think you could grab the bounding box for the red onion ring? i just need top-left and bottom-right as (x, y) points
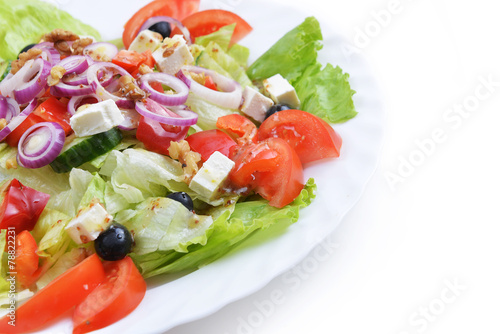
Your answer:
(0, 99), (38, 142)
(13, 59), (51, 105)
(52, 66), (113, 97)
(38, 45), (61, 66)
(0, 59), (35, 98)
(139, 72), (189, 106)
(17, 121), (65, 169)
(0, 96), (8, 118)
(179, 66), (243, 110)
(135, 98), (197, 126)
(83, 42), (118, 62)
(0, 97), (21, 122)
(139, 16), (192, 44)
(87, 63), (136, 109)
(68, 93), (101, 115)
(58, 56), (89, 74)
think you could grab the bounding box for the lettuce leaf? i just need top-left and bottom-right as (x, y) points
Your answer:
(134, 179), (316, 278)
(246, 17), (357, 123)
(185, 93), (238, 130)
(0, 0), (101, 61)
(247, 17), (323, 83)
(195, 24), (236, 52)
(294, 62), (357, 123)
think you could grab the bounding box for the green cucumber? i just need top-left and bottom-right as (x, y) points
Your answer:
(50, 128), (122, 173)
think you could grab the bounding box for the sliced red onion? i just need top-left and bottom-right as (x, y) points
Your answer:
(1, 97), (21, 122)
(83, 42), (118, 62)
(52, 67), (113, 98)
(0, 96), (7, 118)
(0, 99), (38, 142)
(62, 72), (89, 86)
(139, 16), (192, 44)
(118, 108), (141, 131)
(17, 122), (65, 169)
(68, 94), (101, 115)
(179, 66), (243, 110)
(0, 59), (35, 97)
(139, 72), (189, 106)
(13, 59), (51, 105)
(87, 63), (136, 109)
(38, 45), (61, 66)
(58, 56), (89, 74)
(135, 98), (197, 126)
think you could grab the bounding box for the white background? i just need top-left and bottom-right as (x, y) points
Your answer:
(164, 0), (500, 333)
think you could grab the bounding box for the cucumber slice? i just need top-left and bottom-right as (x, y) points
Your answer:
(50, 128), (123, 173)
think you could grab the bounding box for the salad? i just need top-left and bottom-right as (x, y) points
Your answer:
(0, 0), (357, 333)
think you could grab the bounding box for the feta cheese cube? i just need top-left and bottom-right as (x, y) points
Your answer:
(240, 86), (274, 123)
(153, 35), (194, 75)
(128, 30), (163, 53)
(70, 100), (124, 137)
(263, 74), (301, 109)
(189, 151), (235, 200)
(65, 204), (113, 244)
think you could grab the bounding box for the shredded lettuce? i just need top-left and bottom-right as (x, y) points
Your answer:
(246, 17), (357, 123)
(195, 24), (236, 51)
(132, 179), (316, 278)
(185, 93), (238, 130)
(0, 0), (101, 61)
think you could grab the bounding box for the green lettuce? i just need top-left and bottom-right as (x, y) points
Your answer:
(195, 24), (236, 51)
(133, 179), (316, 278)
(185, 93), (238, 130)
(247, 17), (323, 83)
(294, 63), (357, 123)
(246, 17), (357, 123)
(121, 197), (214, 256)
(0, 0), (101, 61)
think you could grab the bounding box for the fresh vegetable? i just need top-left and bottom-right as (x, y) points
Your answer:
(33, 97), (72, 135)
(258, 109), (342, 164)
(14, 230), (43, 288)
(176, 10), (252, 47)
(186, 129), (237, 162)
(72, 257), (147, 334)
(216, 113), (257, 143)
(122, 0), (200, 49)
(0, 254), (105, 333)
(17, 122), (66, 169)
(0, 178), (50, 234)
(49, 127), (123, 173)
(112, 49), (148, 73)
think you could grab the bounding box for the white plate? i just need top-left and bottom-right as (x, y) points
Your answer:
(32, 0), (384, 333)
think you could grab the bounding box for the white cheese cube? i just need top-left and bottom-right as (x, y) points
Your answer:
(65, 204), (113, 244)
(153, 35), (194, 75)
(263, 74), (301, 109)
(70, 100), (124, 137)
(128, 30), (163, 54)
(189, 151), (235, 200)
(240, 86), (274, 123)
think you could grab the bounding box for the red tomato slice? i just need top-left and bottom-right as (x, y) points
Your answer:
(112, 50), (147, 73)
(5, 113), (45, 147)
(254, 138), (304, 208)
(216, 114), (258, 144)
(204, 75), (218, 91)
(14, 231), (41, 288)
(0, 179), (50, 234)
(258, 109), (343, 164)
(0, 254), (105, 334)
(72, 257), (147, 334)
(122, 0), (200, 49)
(186, 129), (236, 162)
(33, 97), (72, 136)
(229, 140), (281, 188)
(136, 115), (189, 155)
(142, 49), (156, 68)
(177, 10), (252, 46)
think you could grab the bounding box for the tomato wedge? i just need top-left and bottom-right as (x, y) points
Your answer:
(122, 0), (200, 49)
(0, 254), (105, 333)
(112, 50), (147, 73)
(0, 179), (50, 234)
(136, 115), (189, 155)
(228, 138), (304, 208)
(177, 10), (252, 46)
(254, 138), (304, 208)
(72, 257), (147, 334)
(14, 231), (42, 288)
(4, 113), (45, 147)
(186, 129), (236, 162)
(258, 109), (343, 164)
(216, 114), (257, 144)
